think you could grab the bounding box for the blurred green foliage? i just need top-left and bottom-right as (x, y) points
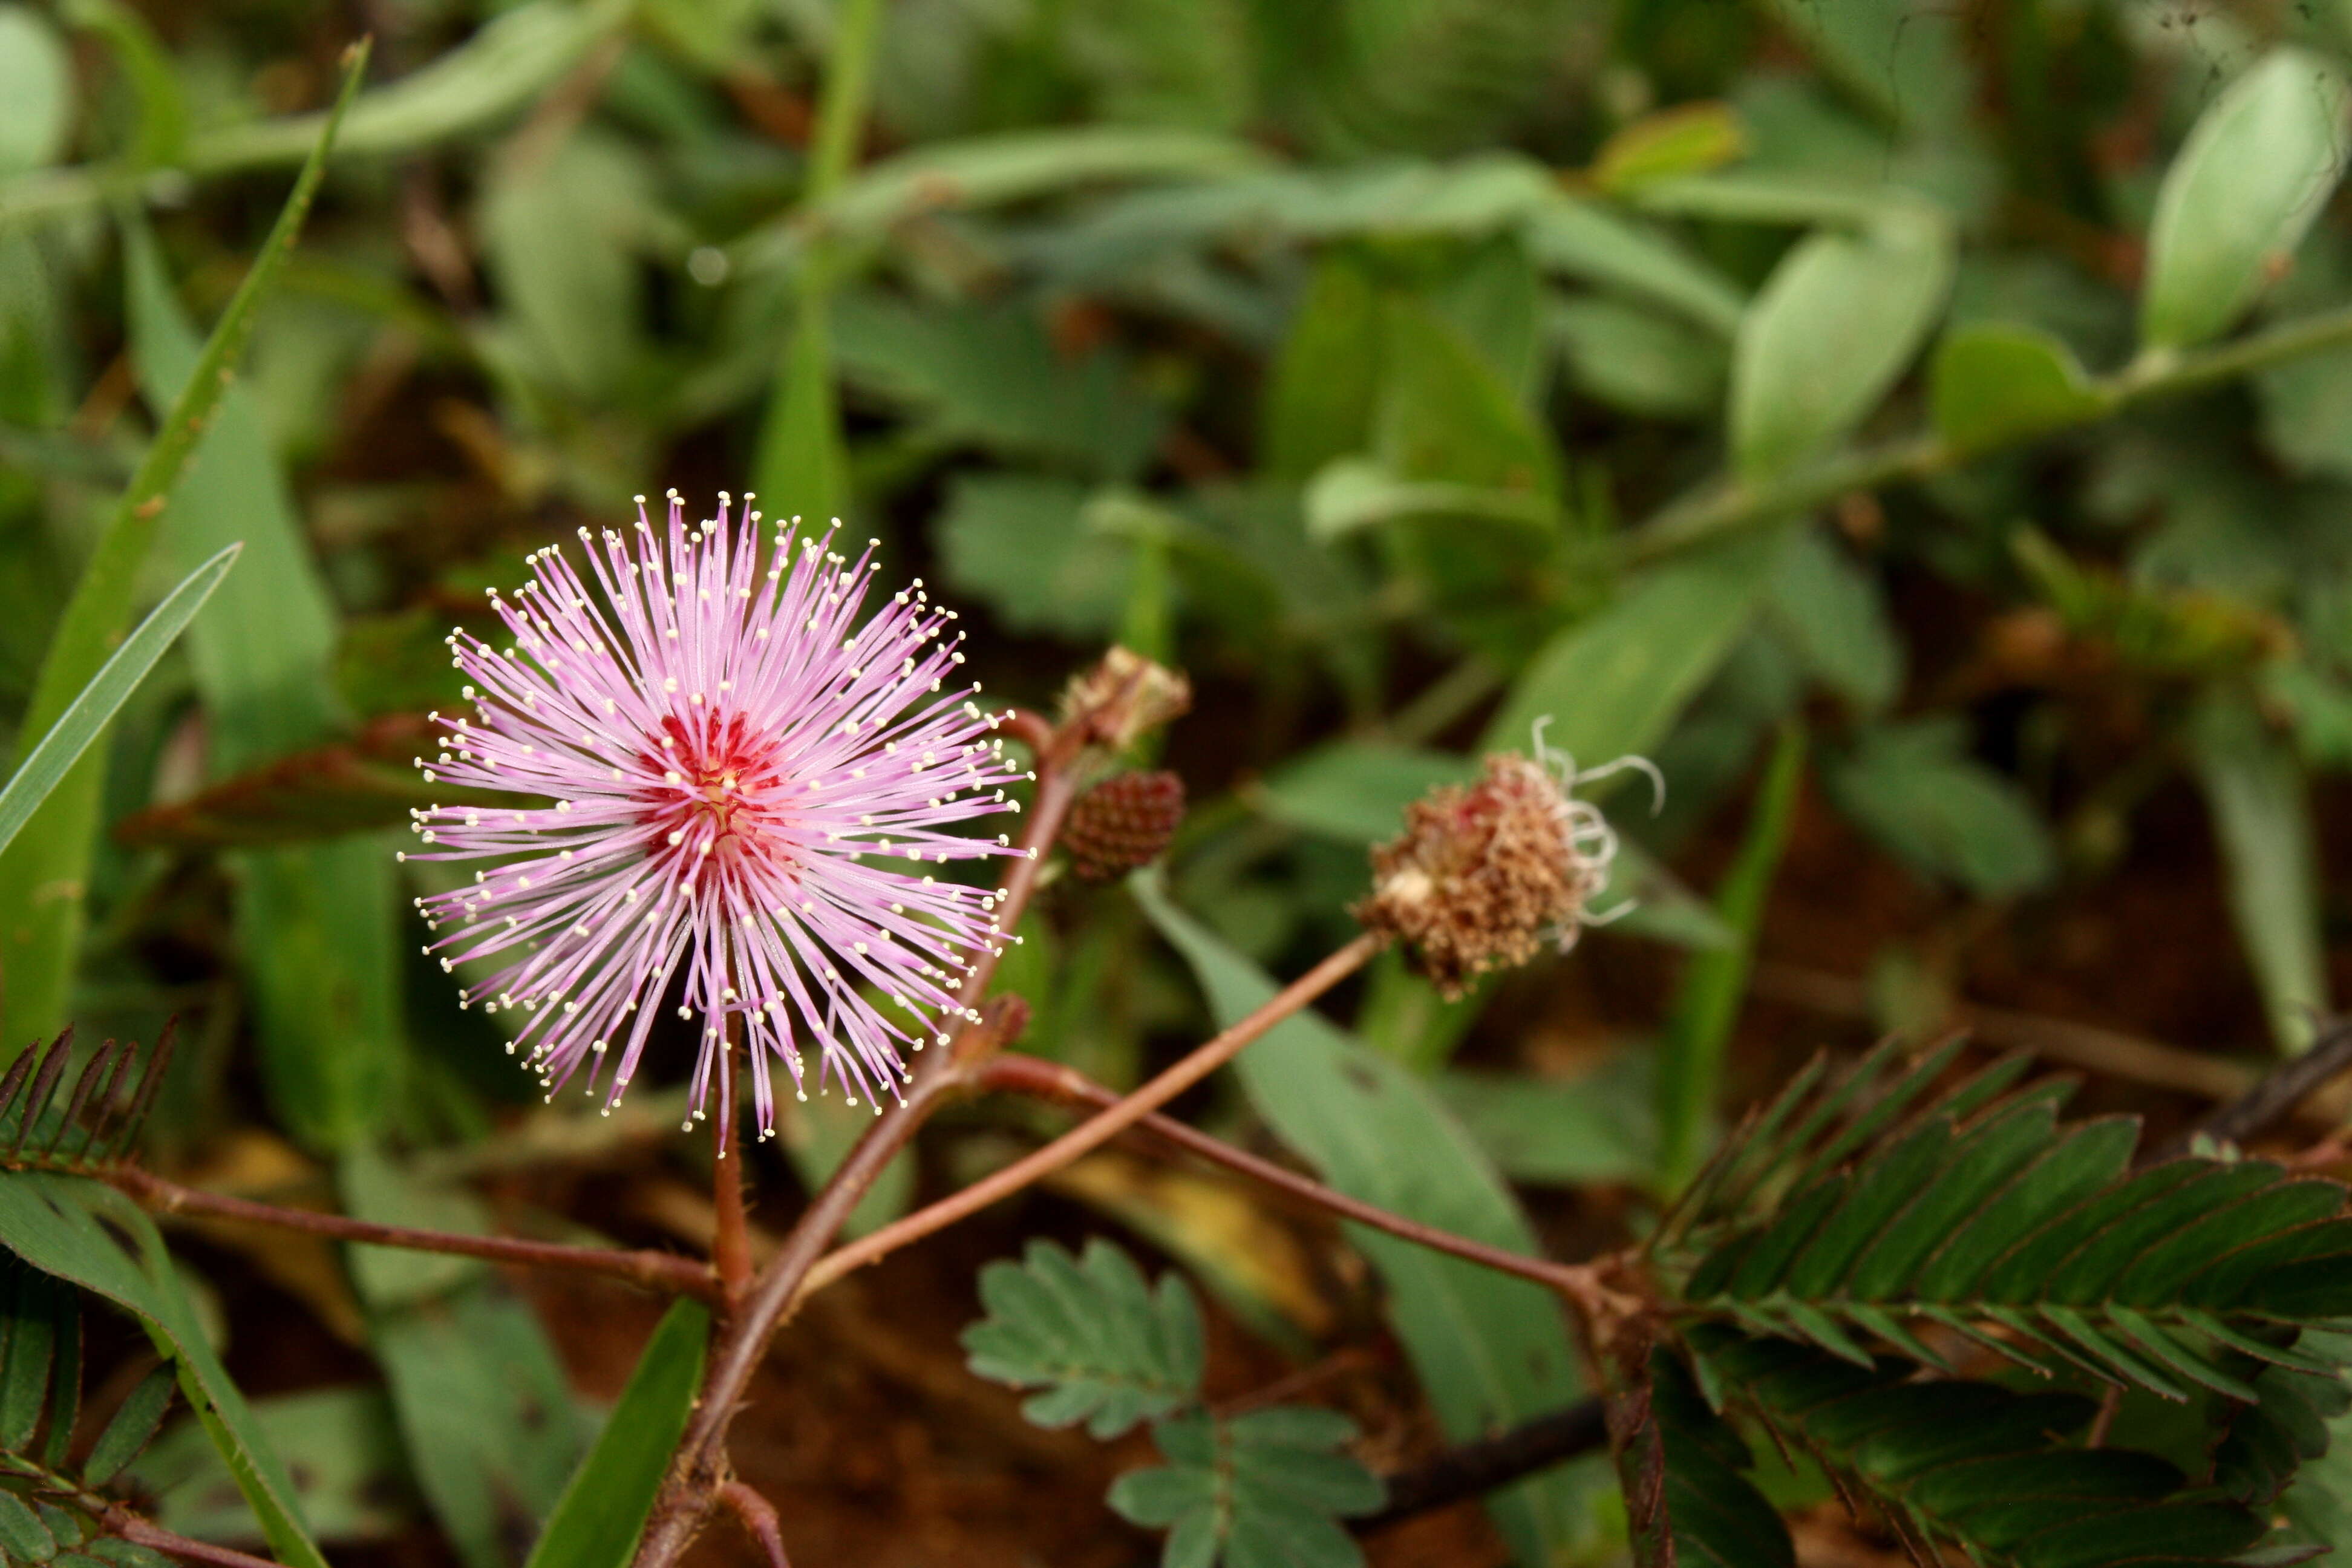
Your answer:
(7, 0), (2352, 1562)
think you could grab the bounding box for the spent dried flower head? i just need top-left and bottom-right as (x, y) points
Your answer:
(1058, 647), (1191, 752)
(402, 493), (1027, 1136)
(1355, 723), (1658, 998)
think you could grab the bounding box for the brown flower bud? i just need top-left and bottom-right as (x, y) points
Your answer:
(1059, 647), (1192, 751)
(1063, 770), (1186, 881)
(1355, 748), (1636, 998)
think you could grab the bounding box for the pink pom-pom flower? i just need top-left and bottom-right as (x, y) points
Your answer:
(403, 492), (1026, 1137)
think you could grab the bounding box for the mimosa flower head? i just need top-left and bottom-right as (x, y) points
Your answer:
(403, 492), (1027, 1137)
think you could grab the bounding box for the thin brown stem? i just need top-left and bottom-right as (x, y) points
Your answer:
(795, 933), (1384, 1301)
(108, 1510), (290, 1568)
(103, 1166), (716, 1301)
(712, 1021), (753, 1308)
(716, 1481), (794, 1568)
(976, 1054), (1599, 1296)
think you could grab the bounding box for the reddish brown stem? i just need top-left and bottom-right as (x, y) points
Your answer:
(104, 1165), (716, 1301)
(975, 1054), (1598, 1296)
(109, 1511), (289, 1568)
(792, 933), (1383, 1302)
(711, 1025), (753, 1308)
(716, 1481), (794, 1568)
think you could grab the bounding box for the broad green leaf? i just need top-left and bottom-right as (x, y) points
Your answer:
(1823, 718), (2054, 898)
(2188, 690), (2329, 1053)
(0, 545), (237, 857)
(1730, 216), (1955, 478)
(2141, 50), (2351, 351)
(523, 1299), (708, 1568)
(1436, 1059), (1655, 1186)
(964, 1239), (1204, 1439)
(1929, 322), (2103, 454)
(0, 48), (361, 1056)
(339, 1151), (585, 1568)
(1756, 0), (1970, 132)
(186, 0), (633, 174)
(932, 474), (1130, 640)
(137, 1388), (416, 1546)
(1481, 531), (1779, 763)
(1656, 723), (1805, 1194)
(1131, 874), (1601, 1564)
(123, 218), (400, 1152)
(832, 292), (1165, 480)
(1263, 255), (1382, 480)
(1302, 458), (1552, 543)
(1520, 196), (1746, 337)
(1763, 528), (1901, 713)
(0, 1174), (327, 1568)
(0, 7), (71, 177)
(1253, 742), (1473, 844)
(366, 1285), (585, 1568)
(1373, 291), (1558, 503)
(477, 130), (653, 402)
(1549, 296), (1728, 421)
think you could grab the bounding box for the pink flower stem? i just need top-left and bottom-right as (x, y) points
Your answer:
(711, 1015), (753, 1308)
(108, 1511), (290, 1568)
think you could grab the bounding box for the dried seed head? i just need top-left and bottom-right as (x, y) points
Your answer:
(1355, 736), (1650, 998)
(1064, 770), (1186, 881)
(1059, 647), (1191, 751)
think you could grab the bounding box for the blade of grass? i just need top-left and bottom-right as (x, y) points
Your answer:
(0, 41), (367, 1054)
(0, 544), (238, 856)
(1655, 720), (1806, 1194)
(749, 0), (883, 520)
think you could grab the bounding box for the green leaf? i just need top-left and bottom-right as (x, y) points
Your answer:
(2141, 49), (2351, 351)
(1108, 1407), (1381, 1568)
(0, 1266), (55, 1452)
(0, 7), (71, 177)
(1590, 103), (1747, 197)
(1648, 1348), (1793, 1568)
(1764, 528), (1901, 714)
(1823, 717), (2054, 897)
(963, 1238), (1204, 1440)
(1521, 196), (1747, 337)
(1656, 722), (1805, 1194)
(135, 1387), (416, 1547)
(1730, 216), (1955, 478)
(1303, 458), (1554, 544)
(1549, 296), (1729, 421)
(1658, 1039), (2352, 1410)
(59, 0), (186, 168)
(0, 45), (363, 1056)
(833, 292), (1165, 480)
(1929, 322), (2103, 454)
(0, 1491), (54, 1563)
(1480, 531), (1779, 763)
(0, 546), (237, 858)
(523, 1299), (708, 1568)
(185, 0), (632, 174)
(477, 129), (653, 402)
(1263, 255), (1382, 481)
(932, 474), (1131, 641)
(122, 217), (402, 1152)
(1131, 874), (1601, 1564)
(82, 1364), (172, 1485)
(2187, 689), (2330, 1054)
(1252, 742), (1473, 844)
(0, 1175), (327, 1568)
(1434, 1059), (1655, 1186)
